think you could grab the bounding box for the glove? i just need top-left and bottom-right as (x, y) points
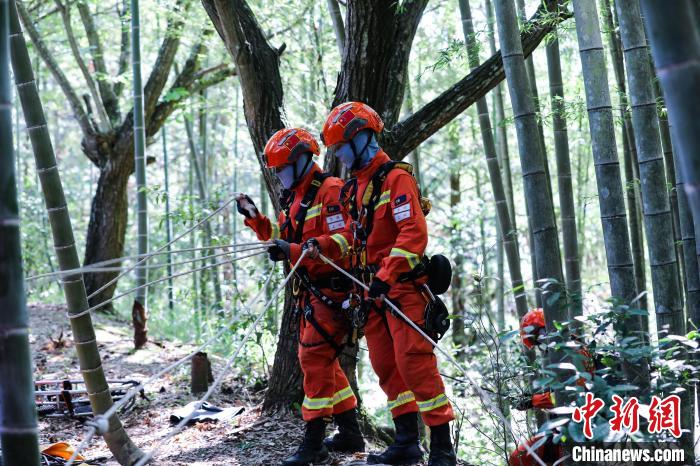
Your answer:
(235, 194), (259, 219)
(511, 393), (533, 411)
(302, 238), (321, 259)
(268, 239), (291, 262)
(368, 278), (390, 300)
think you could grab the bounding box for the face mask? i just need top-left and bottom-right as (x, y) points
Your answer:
(275, 153), (313, 189)
(334, 130), (380, 171)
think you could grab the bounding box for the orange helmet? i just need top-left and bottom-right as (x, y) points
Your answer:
(520, 308), (546, 349)
(321, 102), (384, 147)
(264, 128), (320, 169)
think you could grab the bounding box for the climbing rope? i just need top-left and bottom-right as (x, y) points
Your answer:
(132, 250), (308, 466)
(86, 196), (241, 301)
(25, 242), (266, 283)
(68, 249), (267, 320)
(318, 254), (547, 466)
(64, 250), (280, 466)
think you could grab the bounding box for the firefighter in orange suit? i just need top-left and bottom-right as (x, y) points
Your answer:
(306, 102), (456, 466)
(235, 128), (364, 466)
(509, 308), (595, 466)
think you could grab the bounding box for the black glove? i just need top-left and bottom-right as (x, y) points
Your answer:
(268, 239), (291, 262)
(511, 393), (533, 411)
(368, 278), (390, 299)
(236, 194), (259, 219)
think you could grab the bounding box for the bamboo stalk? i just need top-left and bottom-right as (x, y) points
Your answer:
(0, 0), (41, 462)
(8, 2), (142, 463)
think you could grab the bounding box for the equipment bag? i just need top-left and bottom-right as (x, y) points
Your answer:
(426, 254), (452, 295)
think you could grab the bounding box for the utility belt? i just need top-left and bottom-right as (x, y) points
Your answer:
(359, 253), (453, 341)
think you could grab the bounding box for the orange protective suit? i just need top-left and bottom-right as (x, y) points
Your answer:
(244, 164), (356, 421)
(316, 150), (454, 427)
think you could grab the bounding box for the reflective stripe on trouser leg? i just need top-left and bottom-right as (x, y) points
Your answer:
(364, 309), (419, 418)
(300, 297), (357, 421)
(385, 285), (455, 426)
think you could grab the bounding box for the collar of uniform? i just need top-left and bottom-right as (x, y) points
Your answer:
(292, 163), (322, 196)
(353, 149), (391, 181)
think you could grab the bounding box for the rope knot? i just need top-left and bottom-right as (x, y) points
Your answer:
(86, 415), (109, 435)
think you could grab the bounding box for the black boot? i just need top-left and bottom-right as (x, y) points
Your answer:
(282, 417), (329, 466)
(366, 412), (424, 465)
(323, 408), (365, 453)
(427, 423), (457, 466)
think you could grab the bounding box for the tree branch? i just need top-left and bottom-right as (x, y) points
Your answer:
(113, 0), (130, 101)
(55, 0), (112, 131)
(76, 0), (120, 122)
(383, 0), (570, 159)
(16, 0), (94, 138)
(143, 0), (192, 121)
(201, 0), (285, 212)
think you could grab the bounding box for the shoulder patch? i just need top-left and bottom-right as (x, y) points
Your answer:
(326, 204), (340, 213)
(394, 194), (408, 206)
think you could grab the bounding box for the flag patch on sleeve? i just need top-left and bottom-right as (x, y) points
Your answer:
(394, 194), (408, 206)
(326, 213), (345, 231)
(393, 203), (411, 222)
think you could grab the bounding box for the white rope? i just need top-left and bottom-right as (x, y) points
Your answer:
(68, 249), (266, 320)
(133, 250), (308, 466)
(318, 254), (546, 466)
(65, 257), (278, 466)
(87, 196), (241, 301)
(26, 242), (266, 282)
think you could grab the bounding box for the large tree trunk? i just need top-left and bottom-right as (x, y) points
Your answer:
(0, 1), (42, 461)
(9, 3), (143, 463)
(83, 157), (131, 310)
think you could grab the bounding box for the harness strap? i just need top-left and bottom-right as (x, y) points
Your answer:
(292, 171), (331, 244)
(301, 297), (345, 359)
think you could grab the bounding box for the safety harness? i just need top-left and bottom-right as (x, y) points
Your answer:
(282, 171), (353, 358)
(340, 161), (451, 340)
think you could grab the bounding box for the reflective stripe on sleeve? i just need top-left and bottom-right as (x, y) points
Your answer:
(331, 234), (350, 257)
(306, 203), (323, 220)
(375, 190), (391, 209)
(387, 391), (416, 411)
(416, 393), (449, 412)
(389, 247), (421, 269)
(271, 222), (280, 240)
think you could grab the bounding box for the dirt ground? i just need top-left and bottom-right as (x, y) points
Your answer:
(30, 304), (424, 466)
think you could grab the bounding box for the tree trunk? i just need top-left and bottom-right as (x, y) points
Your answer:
(162, 126), (175, 313)
(601, 0), (648, 313)
(573, 0), (649, 388)
(545, 29), (582, 318)
(460, 0), (528, 319)
(0, 1), (41, 460)
(131, 0), (149, 349)
(615, 0), (685, 335)
(9, 2), (142, 462)
(616, 0), (691, 456)
(450, 156), (466, 359)
(642, 3), (700, 254)
(493, 0), (567, 408)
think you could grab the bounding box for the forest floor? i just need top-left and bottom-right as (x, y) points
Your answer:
(30, 304), (465, 466)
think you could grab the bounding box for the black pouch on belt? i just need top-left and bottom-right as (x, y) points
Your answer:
(426, 254), (452, 295)
(423, 289), (450, 340)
